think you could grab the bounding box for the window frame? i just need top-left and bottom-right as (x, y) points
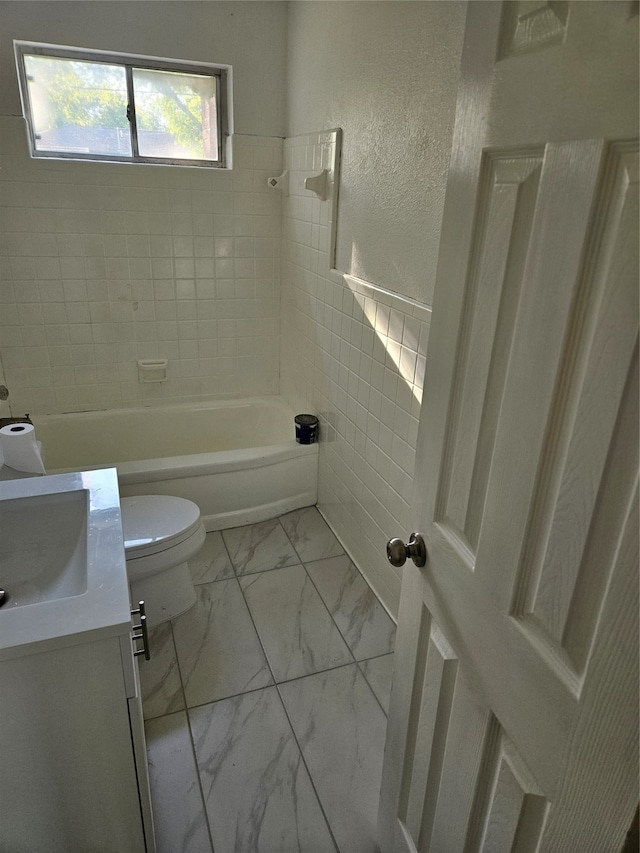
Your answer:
(14, 41), (231, 169)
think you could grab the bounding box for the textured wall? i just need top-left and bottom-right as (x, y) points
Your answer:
(286, 1), (466, 305)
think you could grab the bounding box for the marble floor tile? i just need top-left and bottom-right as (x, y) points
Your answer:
(145, 711), (212, 853)
(222, 517), (299, 575)
(172, 579), (273, 707)
(279, 507), (344, 563)
(306, 555), (396, 660)
(279, 664), (388, 853)
(188, 530), (234, 584)
(240, 564), (353, 682)
(139, 622), (184, 721)
(360, 654), (395, 715)
(190, 686), (337, 853)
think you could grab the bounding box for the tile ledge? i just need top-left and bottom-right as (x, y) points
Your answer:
(342, 272), (432, 320)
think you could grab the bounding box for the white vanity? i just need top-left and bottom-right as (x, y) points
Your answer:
(0, 469), (155, 852)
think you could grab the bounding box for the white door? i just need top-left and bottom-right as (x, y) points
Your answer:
(378, 2), (638, 851)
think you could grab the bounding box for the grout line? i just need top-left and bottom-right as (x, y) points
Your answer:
(234, 561), (303, 581)
(291, 537), (395, 720)
(276, 506), (346, 567)
(220, 519), (300, 579)
(315, 503), (399, 625)
(217, 527), (238, 578)
(296, 556), (357, 664)
(299, 559), (392, 719)
(354, 649), (395, 665)
(275, 511), (394, 715)
(276, 509), (396, 683)
(160, 655), (381, 717)
(233, 557), (341, 853)
(275, 514), (307, 566)
(354, 658), (391, 720)
(168, 618), (217, 853)
(273, 678), (341, 853)
(178, 680), (276, 714)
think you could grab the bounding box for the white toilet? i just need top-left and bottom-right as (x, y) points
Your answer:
(120, 494), (206, 627)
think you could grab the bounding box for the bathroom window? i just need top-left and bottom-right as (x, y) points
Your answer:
(14, 42), (230, 168)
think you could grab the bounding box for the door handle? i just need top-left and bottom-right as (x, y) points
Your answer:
(386, 532), (427, 568)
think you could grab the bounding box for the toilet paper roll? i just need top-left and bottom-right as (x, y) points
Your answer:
(0, 423), (46, 475)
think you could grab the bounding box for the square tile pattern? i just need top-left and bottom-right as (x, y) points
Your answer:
(142, 507), (395, 853)
(0, 118), (283, 415)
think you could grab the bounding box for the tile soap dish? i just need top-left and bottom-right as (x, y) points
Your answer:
(267, 170), (289, 196)
(138, 358), (168, 383)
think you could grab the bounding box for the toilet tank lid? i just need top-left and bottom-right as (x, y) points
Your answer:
(120, 495), (202, 553)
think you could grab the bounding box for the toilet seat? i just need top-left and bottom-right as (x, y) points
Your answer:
(121, 495), (203, 559)
(125, 522), (206, 582)
(120, 496), (206, 624)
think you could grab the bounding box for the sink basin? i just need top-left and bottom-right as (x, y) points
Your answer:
(1, 490), (87, 607)
(0, 468), (131, 660)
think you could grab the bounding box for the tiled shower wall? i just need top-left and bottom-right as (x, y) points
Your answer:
(280, 131), (431, 615)
(0, 117), (283, 415)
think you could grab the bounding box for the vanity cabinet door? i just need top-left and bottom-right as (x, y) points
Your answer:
(0, 636), (147, 852)
(121, 632), (157, 853)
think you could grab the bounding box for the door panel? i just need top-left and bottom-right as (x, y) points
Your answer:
(378, 3), (638, 851)
(515, 146), (639, 653)
(400, 624), (458, 848)
(436, 151), (544, 554)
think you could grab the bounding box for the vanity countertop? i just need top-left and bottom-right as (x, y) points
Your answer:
(0, 468), (130, 662)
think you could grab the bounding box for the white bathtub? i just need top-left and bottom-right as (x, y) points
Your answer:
(35, 397), (318, 531)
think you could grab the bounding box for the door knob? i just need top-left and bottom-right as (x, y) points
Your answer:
(386, 532), (427, 568)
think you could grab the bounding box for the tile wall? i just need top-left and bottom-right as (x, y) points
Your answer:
(0, 116), (283, 415)
(280, 131), (431, 616)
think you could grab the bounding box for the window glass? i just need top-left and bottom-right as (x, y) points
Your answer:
(24, 55), (131, 157)
(15, 43), (229, 167)
(132, 68), (218, 161)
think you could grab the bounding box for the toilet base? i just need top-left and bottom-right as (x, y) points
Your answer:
(130, 560), (197, 628)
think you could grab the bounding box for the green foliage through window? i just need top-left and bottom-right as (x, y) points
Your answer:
(15, 42), (227, 166)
